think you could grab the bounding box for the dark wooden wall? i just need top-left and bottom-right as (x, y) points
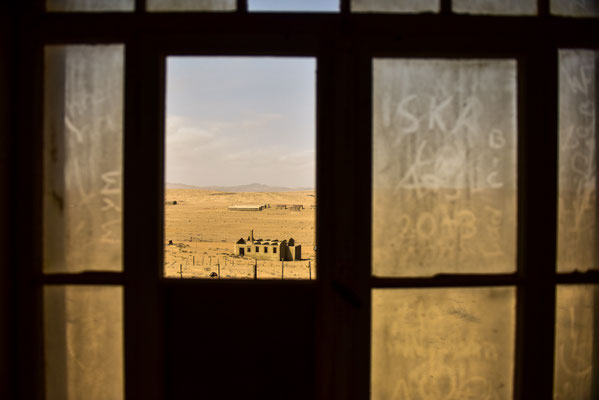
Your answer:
(0, 7), (15, 400)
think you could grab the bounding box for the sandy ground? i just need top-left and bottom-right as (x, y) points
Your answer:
(164, 189), (316, 279)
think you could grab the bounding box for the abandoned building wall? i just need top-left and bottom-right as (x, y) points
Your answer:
(286, 245), (301, 261)
(294, 245), (302, 261)
(234, 233), (301, 261)
(248, 244), (282, 261)
(236, 242), (282, 261)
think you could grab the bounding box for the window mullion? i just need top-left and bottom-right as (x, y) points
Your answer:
(514, 47), (559, 400)
(123, 38), (164, 400)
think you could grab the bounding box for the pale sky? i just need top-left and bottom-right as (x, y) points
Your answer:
(166, 57), (316, 188)
(249, 0), (339, 12)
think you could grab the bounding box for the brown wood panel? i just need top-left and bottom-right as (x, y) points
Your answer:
(164, 284), (316, 399)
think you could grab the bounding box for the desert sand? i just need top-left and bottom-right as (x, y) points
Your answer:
(164, 189), (316, 279)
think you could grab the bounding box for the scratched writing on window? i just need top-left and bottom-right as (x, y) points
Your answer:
(372, 59), (517, 277)
(44, 45), (123, 272)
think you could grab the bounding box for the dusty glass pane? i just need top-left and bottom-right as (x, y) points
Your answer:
(554, 285), (599, 399)
(44, 286), (123, 400)
(147, 0), (235, 12)
(557, 50), (599, 273)
(453, 0), (536, 15)
(372, 287), (516, 400)
(352, 0), (439, 13)
(47, 0), (134, 12)
(249, 0), (339, 12)
(372, 59), (517, 277)
(44, 45), (123, 273)
(551, 0), (599, 17)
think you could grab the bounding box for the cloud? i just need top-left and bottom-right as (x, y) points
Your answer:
(165, 114), (315, 188)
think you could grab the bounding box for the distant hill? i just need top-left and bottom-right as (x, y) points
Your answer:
(166, 182), (202, 189)
(166, 182), (313, 192)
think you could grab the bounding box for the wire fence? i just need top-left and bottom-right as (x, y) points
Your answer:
(164, 255), (315, 280)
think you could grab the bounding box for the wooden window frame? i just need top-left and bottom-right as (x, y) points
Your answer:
(4, 0), (599, 399)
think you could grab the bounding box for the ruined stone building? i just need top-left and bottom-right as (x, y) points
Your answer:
(234, 230), (301, 261)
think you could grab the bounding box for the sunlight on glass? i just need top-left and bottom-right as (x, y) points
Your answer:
(44, 45), (123, 273)
(47, 0), (134, 11)
(453, 0), (536, 15)
(557, 50), (599, 273)
(372, 287), (516, 400)
(551, 0), (599, 17)
(372, 59), (517, 277)
(164, 57), (316, 279)
(147, 0), (235, 12)
(352, 0), (439, 13)
(44, 286), (123, 400)
(554, 285), (599, 399)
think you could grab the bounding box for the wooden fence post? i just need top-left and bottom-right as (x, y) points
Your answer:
(254, 260), (257, 279)
(309, 260), (311, 280)
(281, 260), (284, 280)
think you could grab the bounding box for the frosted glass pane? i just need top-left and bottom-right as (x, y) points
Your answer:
(551, 0), (599, 17)
(557, 50), (598, 273)
(352, 0), (439, 13)
(372, 287), (516, 400)
(47, 0), (134, 12)
(249, 0), (339, 12)
(44, 286), (123, 400)
(554, 285), (599, 399)
(453, 0), (536, 15)
(44, 45), (123, 273)
(148, 0), (235, 12)
(372, 59), (517, 277)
